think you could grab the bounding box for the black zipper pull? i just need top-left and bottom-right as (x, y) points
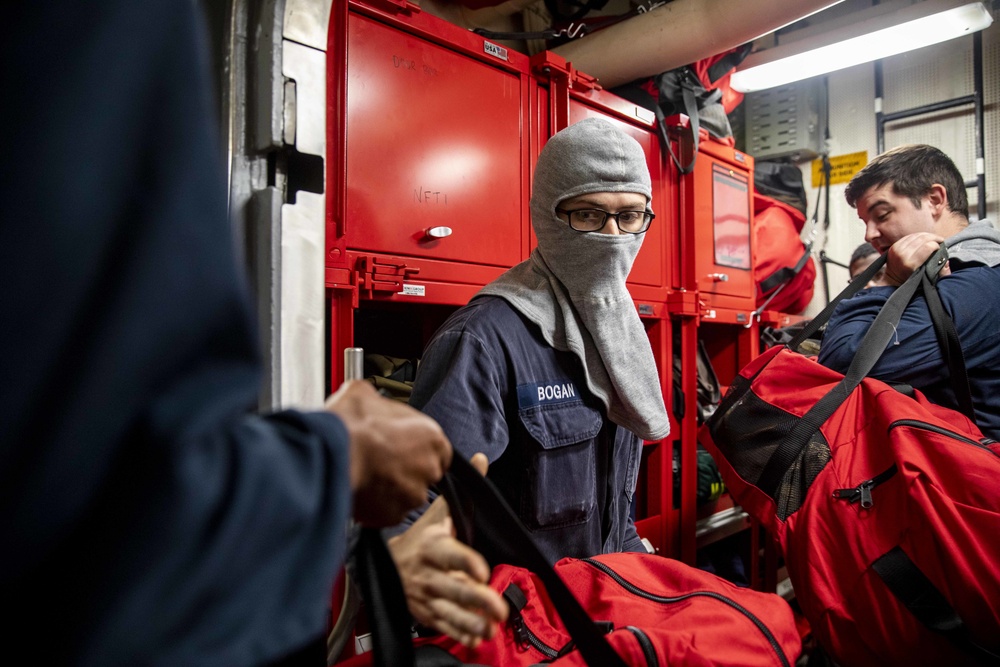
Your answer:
(833, 478), (875, 508)
(502, 583), (530, 650)
(511, 613), (530, 650)
(858, 482), (873, 509)
(832, 487), (858, 503)
(833, 465), (897, 509)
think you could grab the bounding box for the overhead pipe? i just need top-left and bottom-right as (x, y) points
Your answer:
(549, 0), (846, 89)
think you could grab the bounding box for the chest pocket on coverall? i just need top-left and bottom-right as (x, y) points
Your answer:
(518, 401), (602, 530)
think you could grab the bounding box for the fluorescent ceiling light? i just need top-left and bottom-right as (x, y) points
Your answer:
(730, 0), (993, 93)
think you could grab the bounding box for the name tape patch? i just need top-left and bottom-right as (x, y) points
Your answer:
(517, 380), (579, 409)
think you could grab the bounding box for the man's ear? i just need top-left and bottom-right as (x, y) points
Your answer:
(926, 183), (948, 217)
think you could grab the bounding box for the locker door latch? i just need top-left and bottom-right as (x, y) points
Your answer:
(354, 255), (421, 300)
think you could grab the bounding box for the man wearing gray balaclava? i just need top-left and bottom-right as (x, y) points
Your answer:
(403, 117), (669, 569)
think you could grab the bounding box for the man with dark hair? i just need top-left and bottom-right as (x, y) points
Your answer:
(843, 144), (1000, 271)
(819, 144), (1000, 439)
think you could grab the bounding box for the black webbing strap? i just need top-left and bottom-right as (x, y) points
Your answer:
(439, 454), (628, 667)
(356, 526), (416, 667)
(921, 269), (978, 424)
(357, 454), (627, 667)
(502, 583), (528, 613)
(758, 245), (814, 295)
(679, 75), (702, 174)
(871, 547), (1000, 663)
(649, 95), (698, 175)
(786, 252), (888, 350)
(756, 248), (945, 498)
(614, 71), (705, 175)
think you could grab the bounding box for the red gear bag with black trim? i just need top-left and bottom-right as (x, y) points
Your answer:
(700, 251), (1000, 666)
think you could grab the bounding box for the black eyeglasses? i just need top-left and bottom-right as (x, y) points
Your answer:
(555, 208), (654, 234)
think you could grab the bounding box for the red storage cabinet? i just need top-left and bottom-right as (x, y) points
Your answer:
(343, 11), (527, 266)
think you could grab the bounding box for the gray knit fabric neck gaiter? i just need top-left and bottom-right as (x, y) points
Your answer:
(478, 117), (670, 441)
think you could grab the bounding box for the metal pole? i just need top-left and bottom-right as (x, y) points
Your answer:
(875, 60), (885, 155)
(344, 347), (364, 383)
(973, 30), (986, 220)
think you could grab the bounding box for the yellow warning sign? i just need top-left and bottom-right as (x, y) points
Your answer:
(811, 151), (868, 188)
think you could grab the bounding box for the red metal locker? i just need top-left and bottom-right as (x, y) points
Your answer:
(332, 4), (532, 271)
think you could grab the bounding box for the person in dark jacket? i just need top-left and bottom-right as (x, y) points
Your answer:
(385, 119), (670, 631)
(819, 145), (1000, 439)
(0, 1), (503, 664)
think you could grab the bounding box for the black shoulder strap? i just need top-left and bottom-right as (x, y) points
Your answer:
(356, 454), (628, 667)
(786, 252), (887, 350)
(757, 248), (957, 498)
(355, 527), (416, 667)
(441, 454), (629, 666)
(758, 244), (813, 295)
(921, 269), (978, 424)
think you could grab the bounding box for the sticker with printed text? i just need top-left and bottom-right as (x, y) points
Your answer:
(483, 41), (508, 61)
(399, 284), (425, 297)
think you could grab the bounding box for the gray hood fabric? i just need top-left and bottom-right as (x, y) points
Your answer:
(478, 118), (670, 441)
(945, 218), (1000, 267)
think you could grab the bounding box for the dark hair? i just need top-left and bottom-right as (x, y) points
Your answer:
(850, 242), (878, 266)
(844, 144), (968, 219)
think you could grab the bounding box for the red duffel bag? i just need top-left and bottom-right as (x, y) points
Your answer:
(405, 553), (801, 667)
(341, 452), (801, 667)
(699, 251), (1000, 666)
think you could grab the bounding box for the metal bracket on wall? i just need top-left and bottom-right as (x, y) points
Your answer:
(223, 0), (333, 411)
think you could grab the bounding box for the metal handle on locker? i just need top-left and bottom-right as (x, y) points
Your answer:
(423, 226), (453, 240)
(708, 273), (730, 282)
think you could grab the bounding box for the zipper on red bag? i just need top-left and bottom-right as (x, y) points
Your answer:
(581, 558), (790, 667)
(833, 419), (999, 509)
(832, 465), (898, 509)
(623, 626), (659, 667)
(502, 584), (558, 659)
(888, 419), (999, 455)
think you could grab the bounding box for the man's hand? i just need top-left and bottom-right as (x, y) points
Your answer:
(877, 232), (950, 286)
(388, 453), (508, 648)
(325, 381), (452, 527)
